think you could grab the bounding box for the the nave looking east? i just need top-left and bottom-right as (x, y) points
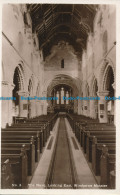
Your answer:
(1, 4), (116, 190)
(1, 113), (115, 189)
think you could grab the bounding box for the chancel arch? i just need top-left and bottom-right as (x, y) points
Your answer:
(47, 74), (79, 114)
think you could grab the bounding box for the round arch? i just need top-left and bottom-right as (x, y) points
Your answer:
(99, 58), (115, 91)
(12, 64), (25, 117)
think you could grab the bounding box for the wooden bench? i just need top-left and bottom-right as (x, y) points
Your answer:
(1, 159), (13, 189)
(2, 128), (46, 149)
(79, 125), (115, 147)
(86, 134), (115, 162)
(92, 136), (115, 175)
(7, 124), (50, 145)
(1, 140), (35, 176)
(2, 132), (40, 161)
(84, 130), (115, 154)
(100, 145), (116, 188)
(1, 145), (28, 189)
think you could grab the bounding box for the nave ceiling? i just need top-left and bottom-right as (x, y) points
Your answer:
(27, 4), (97, 59)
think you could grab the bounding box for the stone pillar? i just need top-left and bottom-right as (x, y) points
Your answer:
(43, 103), (47, 115)
(74, 99), (78, 113)
(30, 99), (36, 118)
(42, 91), (47, 115)
(36, 100), (39, 116)
(37, 102), (42, 116)
(77, 99), (82, 115)
(89, 100), (96, 119)
(18, 91), (29, 118)
(40, 104), (43, 115)
(1, 81), (14, 127)
(97, 91), (109, 123)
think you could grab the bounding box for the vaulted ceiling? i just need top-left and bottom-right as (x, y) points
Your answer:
(27, 4), (97, 59)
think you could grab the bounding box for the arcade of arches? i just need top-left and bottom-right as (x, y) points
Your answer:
(2, 4), (116, 127)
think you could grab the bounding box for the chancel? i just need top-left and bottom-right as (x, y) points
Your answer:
(1, 3), (116, 190)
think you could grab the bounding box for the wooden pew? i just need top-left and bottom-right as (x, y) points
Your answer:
(100, 145), (116, 188)
(7, 125), (49, 146)
(2, 135), (40, 162)
(86, 134), (115, 162)
(1, 159), (13, 189)
(2, 127), (46, 149)
(80, 125), (115, 147)
(1, 145), (28, 189)
(2, 130), (41, 156)
(92, 136), (115, 175)
(84, 130), (115, 154)
(1, 140), (35, 176)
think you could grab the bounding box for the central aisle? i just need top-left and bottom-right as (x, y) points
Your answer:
(29, 117), (98, 189)
(50, 116), (74, 188)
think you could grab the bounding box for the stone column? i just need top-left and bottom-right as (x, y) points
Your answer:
(30, 98), (36, 118)
(74, 98), (78, 113)
(42, 91), (47, 115)
(89, 100), (96, 119)
(78, 99), (82, 115)
(1, 81), (15, 127)
(18, 91), (29, 118)
(40, 104), (43, 115)
(97, 91), (109, 123)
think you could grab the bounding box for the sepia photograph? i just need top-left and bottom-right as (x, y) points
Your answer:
(0, 0), (120, 195)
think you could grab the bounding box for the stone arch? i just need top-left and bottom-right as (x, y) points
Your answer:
(99, 60), (115, 123)
(13, 63), (25, 92)
(102, 65), (114, 94)
(43, 73), (81, 94)
(99, 58), (115, 91)
(12, 64), (25, 117)
(47, 74), (79, 114)
(47, 76), (79, 97)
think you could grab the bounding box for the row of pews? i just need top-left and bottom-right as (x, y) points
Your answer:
(66, 113), (116, 189)
(1, 113), (58, 189)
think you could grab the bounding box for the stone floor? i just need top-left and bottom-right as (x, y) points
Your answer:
(28, 117), (99, 189)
